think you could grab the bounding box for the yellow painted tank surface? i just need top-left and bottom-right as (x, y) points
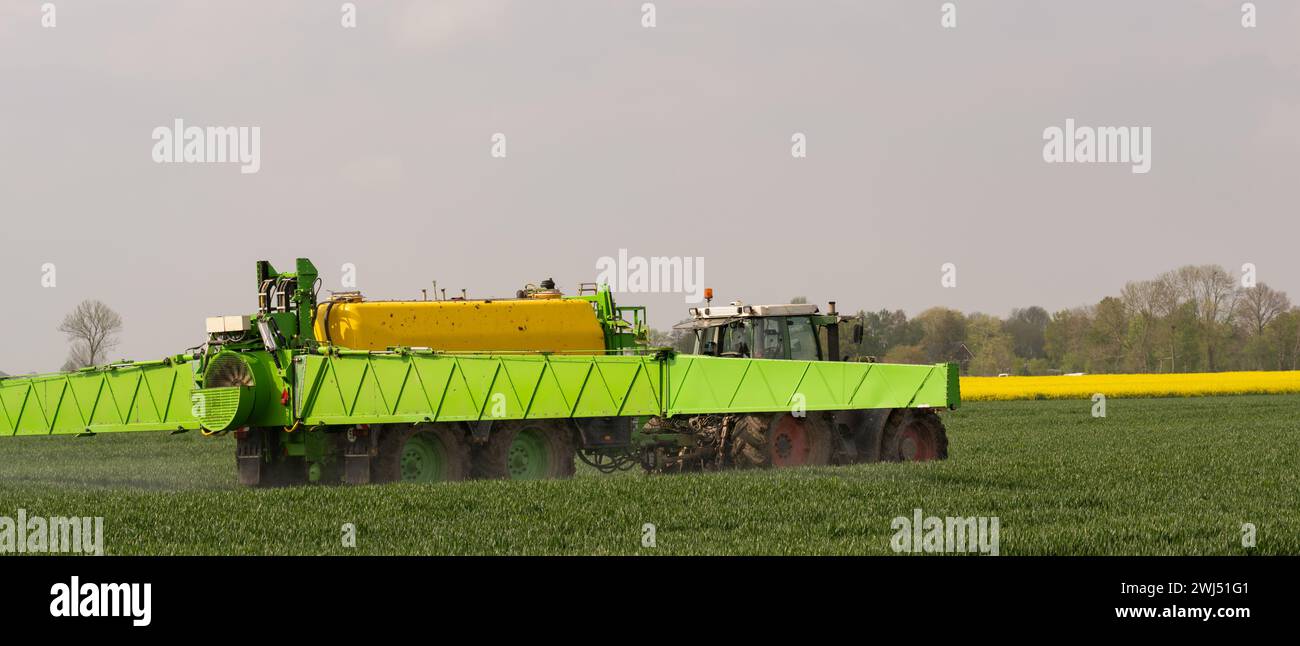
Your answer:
(313, 298), (606, 353)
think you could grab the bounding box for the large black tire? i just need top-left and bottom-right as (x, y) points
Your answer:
(879, 409), (949, 462)
(472, 420), (576, 480)
(729, 413), (833, 469)
(372, 424), (472, 483)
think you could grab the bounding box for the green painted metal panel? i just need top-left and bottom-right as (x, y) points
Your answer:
(294, 353), (667, 425)
(664, 355), (954, 415)
(0, 361), (201, 436)
(295, 351), (957, 425)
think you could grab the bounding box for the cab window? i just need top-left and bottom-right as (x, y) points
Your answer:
(785, 317), (818, 361)
(721, 320), (753, 357)
(693, 327), (717, 355)
(756, 317), (785, 359)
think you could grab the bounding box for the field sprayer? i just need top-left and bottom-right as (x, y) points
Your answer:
(0, 258), (959, 486)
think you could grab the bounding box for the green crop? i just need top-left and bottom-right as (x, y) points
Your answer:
(0, 395), (1295, 555)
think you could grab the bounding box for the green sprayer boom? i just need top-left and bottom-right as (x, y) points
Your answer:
(0, 258), (959, 485)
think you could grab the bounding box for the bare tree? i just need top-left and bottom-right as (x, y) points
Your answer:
(1149, 272), (1189, 371)
(58, 300), (122, 371)
(1236, 283), (1291, 336)
(1166, 265), (1238, 325)
(1162, 265), (1239, 370)
(1120, 279), (1173, 371)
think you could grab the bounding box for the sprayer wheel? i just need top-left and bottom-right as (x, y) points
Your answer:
(472, 420), (576, 480)
(372, 424), (472, 483)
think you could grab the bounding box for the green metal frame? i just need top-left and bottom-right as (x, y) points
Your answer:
(665, 355), (955, 415)
(0, 347), (958, 437)
(255, 258), (319, 350)
(565, 287), (647, 352)
(0, 357), (201, 436)
(289, 349), (955, 426)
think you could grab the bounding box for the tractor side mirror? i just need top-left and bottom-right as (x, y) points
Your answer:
(852, 322), (864, 344)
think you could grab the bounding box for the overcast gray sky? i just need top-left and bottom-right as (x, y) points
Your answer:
(1, 1), (1297, 374)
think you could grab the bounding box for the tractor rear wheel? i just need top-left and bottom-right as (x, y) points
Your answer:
(730, 413), (832, 468)
(473, 420), (576, 480)
(373, 424), (472, 483)
(879, 409), (949, 462)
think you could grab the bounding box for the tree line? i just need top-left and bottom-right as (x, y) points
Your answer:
(8, 264), (1297, 377)
(653, 264), (1300, 375)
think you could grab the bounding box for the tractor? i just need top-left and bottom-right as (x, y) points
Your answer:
(636, 298), (950, 472)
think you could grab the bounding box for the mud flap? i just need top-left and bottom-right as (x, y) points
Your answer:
(343, 429), (375, 484)
(236, 431), (264, 486)
(344, 454), (371, 484)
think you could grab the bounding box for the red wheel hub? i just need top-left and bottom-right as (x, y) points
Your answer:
(897, 423), (937, 461)
(768, 415), (809, 467)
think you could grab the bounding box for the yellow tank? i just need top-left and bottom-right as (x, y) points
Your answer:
(312, 297), (606, 353)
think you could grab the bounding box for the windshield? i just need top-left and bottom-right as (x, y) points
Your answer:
(688, 316), (817, 360)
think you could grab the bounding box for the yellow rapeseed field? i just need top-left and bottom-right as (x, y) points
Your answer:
(960, 371), (1300, 401)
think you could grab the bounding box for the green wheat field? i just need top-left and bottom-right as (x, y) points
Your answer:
(0, 395), (1296, 555)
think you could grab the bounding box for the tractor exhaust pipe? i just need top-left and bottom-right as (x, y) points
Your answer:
(827, 301), (841, 361)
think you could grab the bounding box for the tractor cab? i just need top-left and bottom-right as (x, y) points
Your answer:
(675, 301), (860, 361)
